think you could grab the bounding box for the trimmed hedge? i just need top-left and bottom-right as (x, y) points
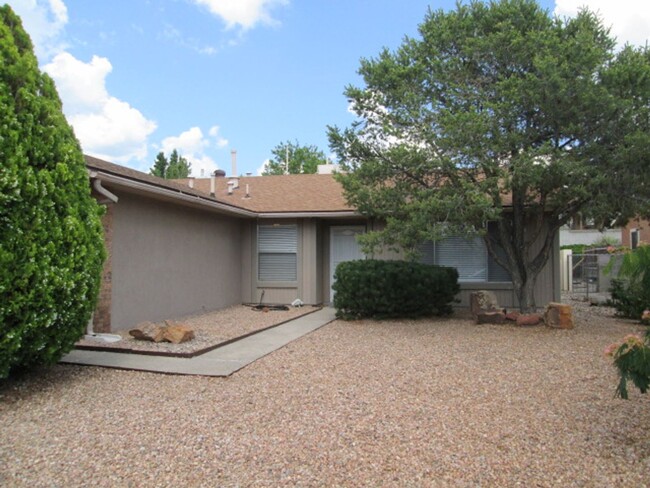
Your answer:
(332, 259), (459, 320)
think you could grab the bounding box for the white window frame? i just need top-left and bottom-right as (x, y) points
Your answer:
(258, 224), (298, 282)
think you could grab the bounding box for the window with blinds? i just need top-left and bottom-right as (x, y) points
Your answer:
(258, 224), (298, 281)
(418, 224), (511, 283)
(435, 236), (488, 281)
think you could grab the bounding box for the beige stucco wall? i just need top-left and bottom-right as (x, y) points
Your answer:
(318, 218), (560, 310)
(109, 192), (244, 330)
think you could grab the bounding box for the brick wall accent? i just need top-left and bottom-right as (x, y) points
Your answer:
(92, 203), (114, 333)
(622, 218), (650, 248)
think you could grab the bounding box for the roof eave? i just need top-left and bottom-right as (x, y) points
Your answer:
(88, 170), (258, 218)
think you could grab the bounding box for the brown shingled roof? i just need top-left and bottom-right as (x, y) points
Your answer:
(177, 174), (354, 213)
(85, 155), (354, 215)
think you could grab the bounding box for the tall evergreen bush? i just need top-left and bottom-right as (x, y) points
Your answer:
(0, 6), (105, 378)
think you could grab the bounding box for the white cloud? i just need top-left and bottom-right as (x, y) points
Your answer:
(554, 0), (650, 47)
(256, 159), (271, 176)
(192, 0), (289, 30)
(160, 126), (230, 177)
(44, 52), (157, 163)
(209, 125), (229, 148)
(8, 0), (69, 58)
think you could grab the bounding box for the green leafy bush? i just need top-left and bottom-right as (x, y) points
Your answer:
(333, 259), (459, 320)
(609, 279), (647, 319)
(607, 246), (650, 320)
(604, 330), (650, 399)
(0, 6), (105, 378)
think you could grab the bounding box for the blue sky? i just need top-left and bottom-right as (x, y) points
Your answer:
(6, 0), (650, 177)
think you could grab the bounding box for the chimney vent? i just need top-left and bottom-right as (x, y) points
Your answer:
(231, 149), (237, 177)
(213, 169), (226, 177)
(188, 177), (195, 189)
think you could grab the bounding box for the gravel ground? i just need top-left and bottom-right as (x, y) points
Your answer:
(76, 304), (318, 355)
(1, 298), (649, 487)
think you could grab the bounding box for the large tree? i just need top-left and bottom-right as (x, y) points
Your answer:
(150, 149), (191, 179)
(0, 6), (105, 377)
(262, 140), (328, 175)
(328, 0), (650, 312)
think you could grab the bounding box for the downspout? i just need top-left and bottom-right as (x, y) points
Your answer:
(86, 174), (122, 342)
(91, 176), (119, 204)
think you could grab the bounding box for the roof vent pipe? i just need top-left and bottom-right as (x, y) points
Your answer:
(231, 149), (237, 177)
(210, 176), (216, 197)
(188, 177), (195, 189)
(227, 181), (234, 195)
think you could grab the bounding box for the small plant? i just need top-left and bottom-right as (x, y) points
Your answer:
(604, 330), (650, 399)
(607, 245), (650, 320)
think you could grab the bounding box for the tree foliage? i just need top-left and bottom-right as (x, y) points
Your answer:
(0, 6), (105, 377)
(262, 140), (328, 175)
(328, 0), (650, 312)
(150, 149), (191, 179)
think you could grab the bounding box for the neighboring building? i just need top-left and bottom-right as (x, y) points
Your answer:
(86, 155), (561, 332)
(622, 218), (650, 249)
(559, 214), (621, 247)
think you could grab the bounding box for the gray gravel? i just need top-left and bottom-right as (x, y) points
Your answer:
(1, 298), (649, 487)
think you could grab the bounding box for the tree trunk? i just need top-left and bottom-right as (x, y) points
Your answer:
(515, 274), (538, 313)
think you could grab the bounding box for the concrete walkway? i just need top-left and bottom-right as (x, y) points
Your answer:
(60, 307), (336, 377)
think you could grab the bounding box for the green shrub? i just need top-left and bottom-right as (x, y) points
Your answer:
(604, 330), (650, 399)
(0, 6), (105, 378)
(332, 259), (459, 320)
(607, 246), (650, 320)
(609, 279), (647, 319)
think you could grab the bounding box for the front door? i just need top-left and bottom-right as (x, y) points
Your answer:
(330, 226), (365, 302)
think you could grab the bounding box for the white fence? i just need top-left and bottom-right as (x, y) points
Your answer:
(560, 249), (620, 297)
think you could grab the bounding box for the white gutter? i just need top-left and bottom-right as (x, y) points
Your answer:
(89, 170), (257, 218)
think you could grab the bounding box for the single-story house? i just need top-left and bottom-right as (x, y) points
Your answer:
(86, 155), (560, 332)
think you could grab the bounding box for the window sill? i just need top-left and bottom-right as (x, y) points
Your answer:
(256, 281), (298, 288)
(459, 282), (513, 290)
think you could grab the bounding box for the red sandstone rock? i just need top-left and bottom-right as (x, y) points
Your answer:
(476, 311), (506, 324)
(516, 313), (542, 326)
(470, 291), (500, 320)
(505, 311), (520, 322)
(129, 322), (165, 342)
(162, 324), (195, 344)
(544, 302), (574, 329)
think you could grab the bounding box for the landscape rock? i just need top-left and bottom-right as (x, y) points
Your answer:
(641, 310), (650, 325)
(544, 302), (574, 329)
(470, 290), (500, 320)
(505, 311), (520, 322)
(516, 313), (542, 326)
(162, 323), (195, 344)
(129, 322), (165, 342)
(476, 311), (506, 324)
